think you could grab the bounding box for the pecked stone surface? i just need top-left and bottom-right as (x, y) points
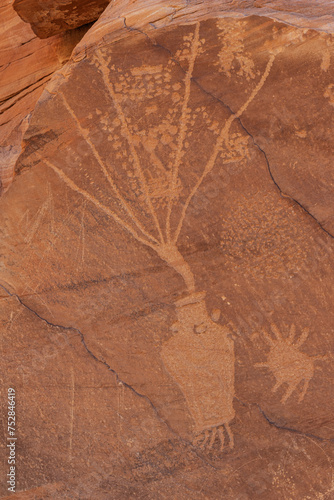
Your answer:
(1, 4), (334, 500)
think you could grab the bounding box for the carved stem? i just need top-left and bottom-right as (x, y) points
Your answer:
(155, 243), (195, 292)
(166, 21), (201, 242)
(173, 53), (276, 244)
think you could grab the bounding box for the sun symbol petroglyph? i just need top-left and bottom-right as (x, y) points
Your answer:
(255, 324), (326, 404)
(40, 21), (278, 447)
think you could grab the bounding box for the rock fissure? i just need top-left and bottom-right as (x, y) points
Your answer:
(2, 8), (334, 494)
(121, 22), (334, 242)
(241, 132), (334, 241)
(257, 404), (334, 443)
(0, 281), (178, 438)
(1, 281), (236, 469)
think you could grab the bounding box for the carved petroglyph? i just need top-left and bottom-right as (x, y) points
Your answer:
(45, 22), (275, 290)
(42, 22), (278, 445)
(167, 22), (202, 242)
(24, 183), (54, 246)
(216, 20), (257, 80)
(161, 293), (235, 450)
(255, 324), (326, 404)
(320, 36), (334, 72)
(324, 83), (334, 106)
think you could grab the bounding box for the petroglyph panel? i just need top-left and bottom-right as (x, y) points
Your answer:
(1, 12), (334, 499)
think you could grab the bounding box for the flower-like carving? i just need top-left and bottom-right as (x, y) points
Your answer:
(255, 324), (326, 404)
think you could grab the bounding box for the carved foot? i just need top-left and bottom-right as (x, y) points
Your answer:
(193, 423), (234, 451)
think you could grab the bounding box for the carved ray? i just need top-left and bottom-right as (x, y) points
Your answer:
(166, 21), (201, 241)
(59, 92), (159, 246)
(173, 54), (276, 243)
(270, 323), (283, 340)
(298, 379), (310, 403)
(261, 328), (275, 346)
(255, 362), (270, 368)
(43, 158), (158, 250)
(295, 327), (310, 348)
(281, 380), (299, 404)
(288, 323), (296, 344)
(96, 52), (165, 244)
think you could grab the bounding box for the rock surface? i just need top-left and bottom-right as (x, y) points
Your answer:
(1, 1), (334, 499)
(0, 0), (91, 194)
(13, 0), (110, 38)
(13, 0), (334, 40)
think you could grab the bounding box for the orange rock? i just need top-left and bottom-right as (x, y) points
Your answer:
(0, 1), (90, 194)
(1, 1), (334, 498)
(13, 0), (110, 38)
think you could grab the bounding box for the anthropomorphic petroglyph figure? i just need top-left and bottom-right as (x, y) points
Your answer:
(161, 292), (235, 450)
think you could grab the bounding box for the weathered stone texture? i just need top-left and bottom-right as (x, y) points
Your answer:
(13, 0), (110, 38)
(1, 1), (334, 499)
(0, 1), (91, 195)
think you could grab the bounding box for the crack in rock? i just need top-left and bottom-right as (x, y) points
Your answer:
(236, 124), (334, 242)
(122, 21), (334, 242)
(0, 282), (177, 437)
(193, 79), (334, 242)
(0, 72), (54, 115)
(193, 78), (334, 242)
(0, 282), (231, 470)
(1, 282), (228, 471)
(257, 404), (334, 443)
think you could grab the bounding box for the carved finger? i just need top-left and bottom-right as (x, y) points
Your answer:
(218, 427), (225, 451)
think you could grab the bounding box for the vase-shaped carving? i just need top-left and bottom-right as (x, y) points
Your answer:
(161, 292), (235, 449)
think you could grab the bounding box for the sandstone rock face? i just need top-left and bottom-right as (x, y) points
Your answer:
(0, 1), (91, 195)
(1, 1), (334, 499)
(76, 0), (334, 54)
(13, 0), (110, 38)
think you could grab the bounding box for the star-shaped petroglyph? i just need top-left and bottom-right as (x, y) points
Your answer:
(255, 324), (326, 404)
